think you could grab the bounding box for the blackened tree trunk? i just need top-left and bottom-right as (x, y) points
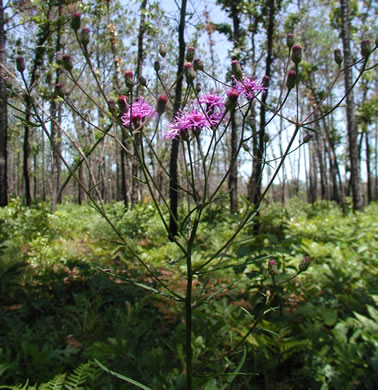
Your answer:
(364, 127), (372, 203)
(228, 0), (241, 213)
(50, 1), (63, 211)
(248, 0), (276, 206)
(0, 0), (7, 206)
(340, 0), (363, 210)
(168, 0), (187, 238)
(131, 0), (148, 206)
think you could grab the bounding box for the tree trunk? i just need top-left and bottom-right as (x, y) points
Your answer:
(340, 0), (363, 210)
(364, 128), (372, 203)
(168, 0), (187, 238)
(248, 0), (275, 207)
(0, 0), (8, 206)
(228, 0), (241, 213)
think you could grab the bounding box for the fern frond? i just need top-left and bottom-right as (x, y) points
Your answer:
(64, 361), (101, 390)
(0, 380), (37, 390)
(39, 374), (66, 390)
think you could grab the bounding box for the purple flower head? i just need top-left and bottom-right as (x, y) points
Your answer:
(121, 98), (156, 127)
(233, 76), (267, 101)
(198, 92), (225, 124)
(163, 109), (215, 140)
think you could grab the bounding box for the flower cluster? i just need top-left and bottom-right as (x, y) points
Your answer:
(233, 76), (266, 101)
(163, 92), (225, 140)
(162, 73), (266, 140)
(121, 98), (156, 127)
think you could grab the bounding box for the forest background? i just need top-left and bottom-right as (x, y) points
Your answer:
(0, 0), (377, 389)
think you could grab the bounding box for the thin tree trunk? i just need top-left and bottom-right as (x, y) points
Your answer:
(248, 0), (276, 207)
(0, 0), (7, 206)
(169, 0), (187, 238)
(364, 128), (372, 203)
(340, 0), (363, 210)
(228, 0), (241, 213)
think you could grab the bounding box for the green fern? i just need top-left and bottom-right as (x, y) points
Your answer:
(0, 362), (102, 390)
(0, 380), (37, 390)
(38, 374), (67, 390)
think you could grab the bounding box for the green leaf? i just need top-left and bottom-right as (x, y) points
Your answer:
(14, 115), (41, 128)
(94, 359), (152, 390)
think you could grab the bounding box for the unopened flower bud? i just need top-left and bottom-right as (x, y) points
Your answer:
(263, 133), (270, 143)
(303, 133), (312, 143)
(262, 75), (270, 88)
(298, 257), (310, 272)
(268, 259), (278, 275)
(193, 58), (204, 71)
(291, 44), (302, 64)
(62, 54), (73, 71)
(231, 59), (243, 81)
(185, 46), (195, 62)
(71, 12), (81, 32)
(55, 82), (64, 97)
(118, 95), (129, 114)
(159, 43), (167, 58)
(242, 142), (250, 152)
(287, 33), (295, 49)
(107, 98), (116, 112)
(360, 39), (371, 60)
(195, 82), (202, 93)
(16, 56), (25, 73)
(184, 62), (196, 83)
(287, 70), (297, 90)
(225, 88), (239, 110)
(139, 75), (147, 87)
(154, 60), (160, 72)
(124, 70), (134, 88)
(156, 94), (168, 115)
(334, 49), (343, 66)
(80, 27), (90, 48)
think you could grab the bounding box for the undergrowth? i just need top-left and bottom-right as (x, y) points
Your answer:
(0, 199), (377, 389)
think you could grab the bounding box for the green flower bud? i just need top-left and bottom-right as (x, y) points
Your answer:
(291, 44), (302, 65)
(360, 39), (371, 60)
(268, 259), (278, 275)
(124, 70), (134, 89)
(287, 70), (297, 90)
(107, 98), (116, 112)
(16, 56), (25, 73)
(154, 60), (160, 72)
(62, 54), (73, 71)
(231, 59), (243, 81)
(159, 43), (167, 58)
(225, 88), (239, 111)
(303, 133), (312, 143)
(184, 62), (195, 83)
(139, 75), (147, 87)
(55, 82), (65, 97)
(80, 27), (90, 48)
(156, 95), (168, 115)
(193, 58), (204, 71)
(334, 49), (343, 66)
(71, 12), (81, 32)
(287, 33), (295, 49)
(185, 46), (195, 62)
(118, 95), (129, 114)
(298, 257), (310, 272)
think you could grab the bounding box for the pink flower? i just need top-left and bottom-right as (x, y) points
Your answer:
(121, 98), (156, 127)
(163, 109), (214, 140)
(233, 76), (266, 100)
(198, 92), (225, 123)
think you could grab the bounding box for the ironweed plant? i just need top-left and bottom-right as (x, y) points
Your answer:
(6, 12), (375, 388)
